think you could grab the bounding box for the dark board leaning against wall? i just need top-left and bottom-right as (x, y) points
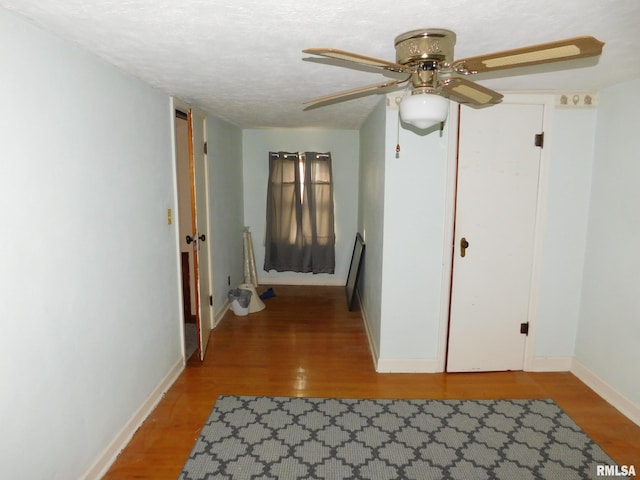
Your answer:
(346, 233), (365, 311)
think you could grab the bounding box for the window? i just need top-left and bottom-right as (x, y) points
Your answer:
(264, 151), (335, 274)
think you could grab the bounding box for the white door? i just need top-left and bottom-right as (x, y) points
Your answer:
(446, 102), (543, 372)
(188, 109), (213, 361)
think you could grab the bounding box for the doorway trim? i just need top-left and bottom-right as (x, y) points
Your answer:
(435, 93), (556, 372)
(170, 97), (188, 363)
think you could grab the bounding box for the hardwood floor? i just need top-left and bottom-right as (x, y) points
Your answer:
(104, 285), (640, 478)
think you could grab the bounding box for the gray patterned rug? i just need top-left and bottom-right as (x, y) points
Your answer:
(179, 396), (622, 480)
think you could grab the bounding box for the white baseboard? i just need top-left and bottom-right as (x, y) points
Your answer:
(214, 300), (230, 326)
(358, 293), (440, 373)
(258, 275), (346, 286)
(376, 358), (441, 373)
(571, 358), (640, 427)
(357, 292), (379, 371)
(526, 356), (573, 372)
(82, 358), (184, 479)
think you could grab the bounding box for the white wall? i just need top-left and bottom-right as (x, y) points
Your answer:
(377, 96), (453, 370)
(368, 94), (603, 373)
(358, 99), (388, 359)
(207, 116), (245, 316)
(534, 108), (597, 361)
(575, 78), (640, 407)
(0, 9), (182, 479)
(242, 128), (359, 285)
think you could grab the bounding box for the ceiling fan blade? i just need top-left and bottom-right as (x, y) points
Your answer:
(441, 77), (503, 106)
(303, 48), (409, 73)
(303, 77), (409, 107)
(452, 36), (605, 74)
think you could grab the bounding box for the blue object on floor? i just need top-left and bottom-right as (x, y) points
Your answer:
(259, 288), (276, 300)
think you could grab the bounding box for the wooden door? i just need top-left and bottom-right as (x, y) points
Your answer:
(187, 109), (213, 361)
(446, 103), (544, 372)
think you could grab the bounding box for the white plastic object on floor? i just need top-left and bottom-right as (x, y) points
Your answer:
(238, 283), (265, 313)
(230, 298), (250, 316)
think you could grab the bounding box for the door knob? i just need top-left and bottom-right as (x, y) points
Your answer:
(460, 237), (469, 257)
(186, 234), (205, 245)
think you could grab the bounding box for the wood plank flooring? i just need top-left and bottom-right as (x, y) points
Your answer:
(104, 285), (640, 478)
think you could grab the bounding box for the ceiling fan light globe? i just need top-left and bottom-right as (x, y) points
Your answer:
(399, 93), (449, 129)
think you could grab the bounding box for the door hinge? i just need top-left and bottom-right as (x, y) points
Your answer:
(203, 141), (208, 155)
(534, 132), (544, 148)
(520, 322), (529, 335)
(209, 295), (213, 306)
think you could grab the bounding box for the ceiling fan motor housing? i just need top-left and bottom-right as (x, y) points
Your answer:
(394, 29), (456, 66)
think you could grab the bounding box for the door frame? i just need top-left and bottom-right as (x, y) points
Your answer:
(435, 93), (556, 372)
(170, 97), (214, 362)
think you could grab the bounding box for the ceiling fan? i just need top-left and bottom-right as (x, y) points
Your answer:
(303, 29), (604, 128)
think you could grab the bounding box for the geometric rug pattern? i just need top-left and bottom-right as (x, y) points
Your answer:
(179, 396), (622, 480)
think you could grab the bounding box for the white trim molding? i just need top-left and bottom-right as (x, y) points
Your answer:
(435, 102), (460, 372)
(259, 275), (346, 286)
(527, 356), (573, 372)
(81, 359), (184, 480)
(358, 291), (380, 372)
(214, 300), (231, 326)
(512, 94), (556, 373)
(572, 358), (640, 427)
(376, 358), (441, 373)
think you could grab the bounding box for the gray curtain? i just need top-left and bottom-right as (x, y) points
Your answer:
(264, 151), (335, 274)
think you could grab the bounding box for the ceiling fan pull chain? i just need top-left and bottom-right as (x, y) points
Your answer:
(395, 111), (401, 158)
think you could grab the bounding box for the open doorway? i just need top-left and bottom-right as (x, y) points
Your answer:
(173, 104), (214, 361)
(174, 110), (198, 359)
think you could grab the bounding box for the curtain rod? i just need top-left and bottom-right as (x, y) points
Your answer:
(270, 152), (298, 159)
(269, 152), (331, 159)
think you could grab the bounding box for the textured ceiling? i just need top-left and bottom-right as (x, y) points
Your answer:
(1, 0), (638, 129)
